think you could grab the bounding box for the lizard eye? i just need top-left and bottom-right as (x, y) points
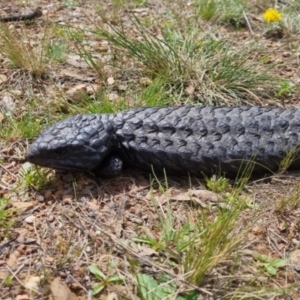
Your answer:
(54, 148), (66, 156)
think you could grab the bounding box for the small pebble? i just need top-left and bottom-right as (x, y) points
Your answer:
(37, 195), (44, 202)
(289, 249), (300, 271)
(282, 51), (291, 58)
(47, 215), (54, 222)
(59, 271), (67, 278)
(24, 215), (36, 224)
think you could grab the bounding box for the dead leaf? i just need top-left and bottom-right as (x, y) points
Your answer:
(188, 189), (219, 202)
(50, 277), (79, 300)
(137, 245), (158, 257)
(60, 69), (95, 82)
(86, 84), (101, 94)
(0, 74), (7, 84)
(11, 89), (22, 96)
(0, 270), (8, 279)
(45, 256), (55, 264)
(278, 243), (286, 251)
(185, 85), (195, 95)
(66, 84), (88, 102)
(106, 293), (118, 300)
(62, 194), (74, 202)
(108, 92), (118, 101)
(252, 226), (264, 234)
(24, 275), (42, 292)
(66, 55), (89, 68)
(87, 201), (100, 211)
(288, 249), (300, 272)
(12, 201), (35, 212)
(0, 146), (13, 154)
(247, 233), (256, 241)
(6, 250), (21, 268)
(158, 188), (218, 206)
(1, 95), (16, 112)
(139, 77), (152, 86)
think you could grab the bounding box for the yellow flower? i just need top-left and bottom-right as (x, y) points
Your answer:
(263, 8), (282, 23)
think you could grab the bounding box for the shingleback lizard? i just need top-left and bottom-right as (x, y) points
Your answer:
(25, 106), (300, 177)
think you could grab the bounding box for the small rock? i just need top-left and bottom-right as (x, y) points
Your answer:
(108, 92), (118, 101)
(282, 51), (291, 58)
(1, 95), (16, 112)
(70, 282), (81, 289)
(107, 76), (115, 85)
(62, 194), (74, 202)
(24, 276), (42, 291)
(131, 217), (143, 225)
(45, 256), (55, 264)
(292, 239), (300, 246)
(47, 215), (54, 222)
(24, 215), (36, 224)
(58, 271), (67, 278)
(118, 84), (127, 91)
(106, 292), (118, 300)
(37, 195), (44, 202)
(288, 249), (300, 271)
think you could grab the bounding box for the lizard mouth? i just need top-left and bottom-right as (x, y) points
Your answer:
(26, 157), (85, 172)
(25, 150), (89, 172)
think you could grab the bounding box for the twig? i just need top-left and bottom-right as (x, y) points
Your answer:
(0, 7), (42, 22)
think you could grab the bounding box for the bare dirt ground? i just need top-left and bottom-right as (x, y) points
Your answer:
(1, 1), (300, 299)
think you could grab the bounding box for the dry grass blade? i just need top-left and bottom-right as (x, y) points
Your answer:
(0, 22), (47, 77)
(184, 203), (245, 285)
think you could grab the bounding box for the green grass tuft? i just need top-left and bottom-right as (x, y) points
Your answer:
(70, 18), (280, 105)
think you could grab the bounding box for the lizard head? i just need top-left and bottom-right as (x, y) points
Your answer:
(25, 114), (114, 172)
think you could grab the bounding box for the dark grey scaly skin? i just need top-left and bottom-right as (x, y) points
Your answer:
(25, 106), (300, 177)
